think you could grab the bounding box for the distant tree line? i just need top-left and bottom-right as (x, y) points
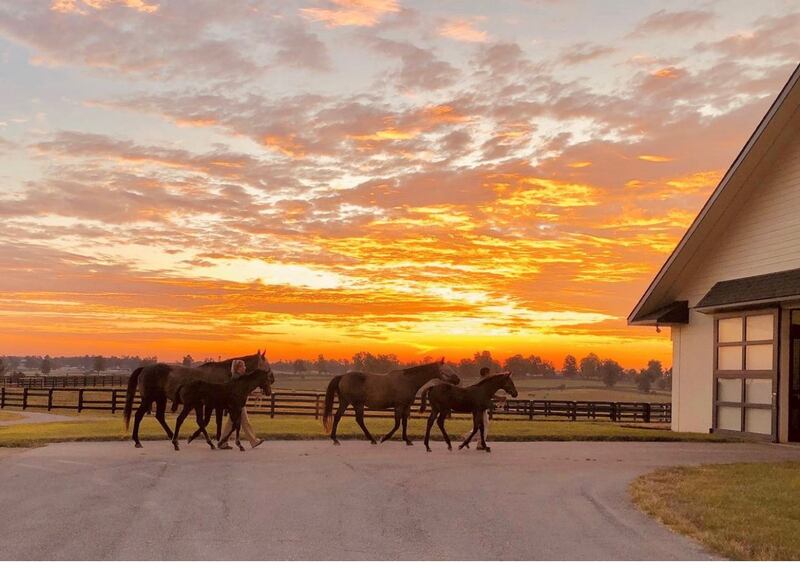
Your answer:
(561, 352), (671, 393)
(0, 355), (158, 377)
(0, 351), (671, 393)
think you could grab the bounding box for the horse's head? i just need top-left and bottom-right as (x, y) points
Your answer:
(437, 357), (461, 385)
(242, 368), (273, 397)
(498, 371), (518, 398)
(255, 348), (275, 386)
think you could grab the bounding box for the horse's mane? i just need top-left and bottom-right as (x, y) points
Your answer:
(475, 371), (510, 386)
(401, 361), (440, 376)
(199, 353), (258, 369)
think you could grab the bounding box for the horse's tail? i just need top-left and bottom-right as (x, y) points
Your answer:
(416, 379), (440, 413)
(322, 375), (342, 432)
(123, 367), (143, 431)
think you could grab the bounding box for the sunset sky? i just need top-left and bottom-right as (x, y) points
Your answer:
(0, 0), (798, 366)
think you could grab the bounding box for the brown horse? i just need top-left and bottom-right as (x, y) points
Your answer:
(322, 359), (461, 445)
(123, 350), (272, 448)
(171, 369), (273, 452)
(419, 371), (517, 453)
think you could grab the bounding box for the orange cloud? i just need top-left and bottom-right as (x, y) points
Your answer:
(51, 0), (159, 14)
(438, 17), (489, 43)
(638, 154), (673, 162)
(262, 134), (307, 158)
(650, 66), (682, 79)
(301, 0), (399, 27)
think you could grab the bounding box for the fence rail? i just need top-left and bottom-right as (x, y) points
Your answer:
(1, 375), (130, 388)
(0, 386), (670, 423)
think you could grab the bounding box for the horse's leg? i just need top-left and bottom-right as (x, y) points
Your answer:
(459, 412), (480, 450)
(380, 407), (401, 443)
(154, 395), (174, 440)
(424, 411), (436, 452)
(330, 398), (348, 446)
(215, 406), (223, 442)
(228, 408), (245, 451)
(172, 405), (192, 451)
(436, 412), (452, 451)
(188, 404), (211, 444)
(234, 421), (245, 452)
(195, 403), (215, 449)
(354, 402), (377, 445)
(477, 408), (489, 450)
(401, 406), (413, 446)
(132, 399), (149, 448)
(478, 413), (489, 452)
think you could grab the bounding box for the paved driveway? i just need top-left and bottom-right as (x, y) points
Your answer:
(0, 440), (797, 560)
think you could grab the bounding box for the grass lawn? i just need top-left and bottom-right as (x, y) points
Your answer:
(631, 462), (800, 560)
(0, 412), (729, 448)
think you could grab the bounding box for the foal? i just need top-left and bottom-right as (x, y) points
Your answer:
(419, 372), (517, 452)
(171, 369), (272, 452)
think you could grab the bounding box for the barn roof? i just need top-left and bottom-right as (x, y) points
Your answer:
(695, 267), (800, 312)
(629, 63), (800, 325)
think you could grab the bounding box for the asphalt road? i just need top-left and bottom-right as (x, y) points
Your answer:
(0, 440), (797, 560)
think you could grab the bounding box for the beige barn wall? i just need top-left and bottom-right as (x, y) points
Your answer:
(668, 125), (800, 435)
(671, 313), (715, 433)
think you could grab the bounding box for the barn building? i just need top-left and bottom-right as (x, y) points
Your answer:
(629, 63), (800, 443)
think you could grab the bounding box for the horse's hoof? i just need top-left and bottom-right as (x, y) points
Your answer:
(173, 446), (180, 452)
(405, 441), (413, 446)
(332, 439), (341, 446)
(238, 447), (245, 452)
(134, 442), (142, 449)
(426, 447), (432, 453)
(187, 438), (193, 445)
(370, 440), (377, 445)
(447, 446), (452, 451)
(485, 447), (492, 453)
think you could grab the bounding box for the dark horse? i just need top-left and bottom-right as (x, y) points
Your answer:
(123, 350), (271, 448)
(419, 371), (517, 453)
(322, 359), (461, 445)
(171, 369), (273, 452)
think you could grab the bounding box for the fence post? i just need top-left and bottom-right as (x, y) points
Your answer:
(1, 387), (4, 408)
(610, 402), (617, 422)
(111, 390), (117, 414)
(48, 389), (53, 411)
(315, 394), (321, 420)
(571, 401), (577, 421)
(644, 403), (651, 423)
(270, 392), (276, 418)
(22, 388), (28, 410)
(528, 399), (533, 421)
(78, 389), (84, 413)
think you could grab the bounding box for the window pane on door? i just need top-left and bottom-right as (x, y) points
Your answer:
(746, 314), (773, 341)
(717, 406), (741, 430)
(746, 344), (773, 370)
(717, 378), (741, 402)
(718, 317), (742, 342)
(745, 408), (772, 435)
(745, 378), (772, 404)
(718, 346), (742, 370)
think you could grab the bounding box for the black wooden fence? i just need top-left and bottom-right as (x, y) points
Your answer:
(0, 386), (670, 423)
(1, 375), (129, 388)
